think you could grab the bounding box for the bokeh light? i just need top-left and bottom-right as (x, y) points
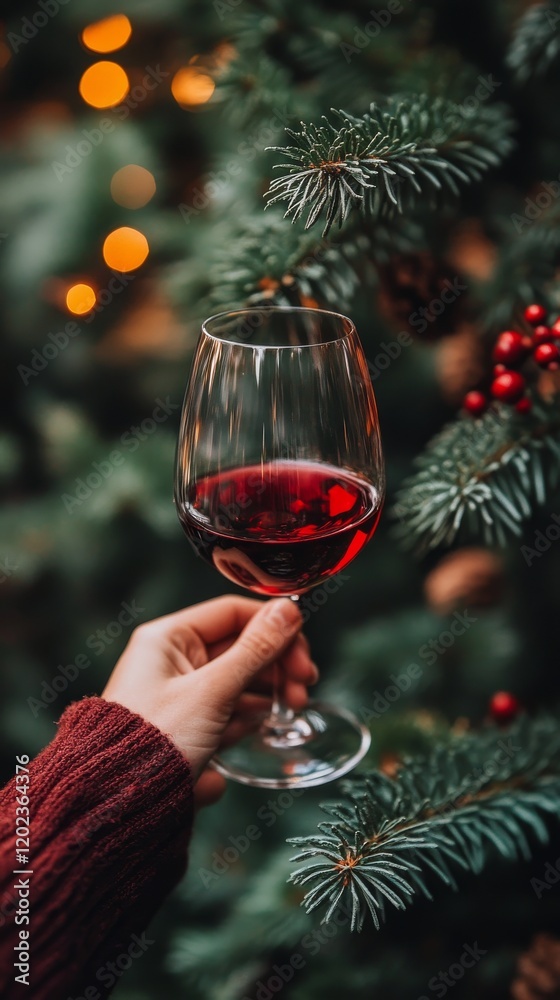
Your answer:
(0, 40), (11, 69)
(81, 15), (132, 53)
(171, 67), (215, 108)
(66, 283), (96, 315)
(110, 165), (156, 209)
(102, 227), (149, 272)
(79, 62), (129, 109)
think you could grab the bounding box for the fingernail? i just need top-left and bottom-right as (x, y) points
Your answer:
(267, 598), (301, 628)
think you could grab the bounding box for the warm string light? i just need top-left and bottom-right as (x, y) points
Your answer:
(79, 61), (129, 108)
(102, 227), (150, 272)
(171, 66), (215, 108)
(110, 165), (156, 208)
(81, 15), (132, 53)
(66, 283), (96, 315)
(77, 19), (150, 280)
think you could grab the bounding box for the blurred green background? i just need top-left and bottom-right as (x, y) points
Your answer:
(2, 1), (560, 997)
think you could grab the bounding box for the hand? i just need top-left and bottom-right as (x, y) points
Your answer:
(101, 595), (318, 806)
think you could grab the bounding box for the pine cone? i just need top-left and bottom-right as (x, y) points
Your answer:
(511, 934), (560, 1000)
(446, 218), (497, 281)
(537, 368), (560, 400)
(424, 548), (504, 616)
(435, 324), (485, 405)
(376, 252), (468, 341)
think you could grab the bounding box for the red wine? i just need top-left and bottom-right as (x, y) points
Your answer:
(178, 461), (382, 595)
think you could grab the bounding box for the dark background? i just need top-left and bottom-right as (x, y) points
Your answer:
(1, 1), (559, 997)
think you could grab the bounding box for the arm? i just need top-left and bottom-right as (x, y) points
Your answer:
(0, 698), (193, 1000)
(0, 596), (315, 1000)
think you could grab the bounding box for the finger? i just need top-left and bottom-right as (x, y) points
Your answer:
(281, 637), (319, 684)
(283, 678), (311, 711)
(233, 692), (272, 714)
(206, 598), (302, 704)
(231, 638), (318, 689)
(193, 769), (227, 809)
(207, 632), (317, 686)
(151, 595), (267, 650)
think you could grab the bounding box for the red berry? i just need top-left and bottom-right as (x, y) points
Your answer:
(490, 371), (526, 403)
(493, 364), (507, 375)
(524, 303), (547, 326)
(489, 691), (520, 725)
(534, 342), (560, 369)
(552, 318), (560, 337)
(463, 390), (487, 417)
(492, 331), (527, 366)
(533, 325), (554, 345)
(515, 396), (532, 414)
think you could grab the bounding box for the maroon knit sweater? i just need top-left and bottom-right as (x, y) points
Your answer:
(0, 697), (194, 1000)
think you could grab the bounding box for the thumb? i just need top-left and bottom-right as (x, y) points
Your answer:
(206, 598), (302, 704)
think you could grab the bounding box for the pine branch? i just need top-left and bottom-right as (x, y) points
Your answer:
(392, 397), (560, 555)
(216, 53), (294, 130)
(507, 3), (560, 83)
(203, 211), (369, 312)
(265, 94), (515, 235)
(289, 715), (560, 932)
(483, 220), (560, 330)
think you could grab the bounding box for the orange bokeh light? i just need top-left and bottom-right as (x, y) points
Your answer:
(81, 15), (132, 53)
(171, 67), (215, 108)
(66, 283), (96, 315)
(79, 62), (129, 109)
(110, 165), (156, 209)
(102, 227), (149, 272)
(0, 41), (11, 69)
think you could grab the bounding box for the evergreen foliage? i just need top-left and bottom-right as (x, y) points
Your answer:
(289, 716), (560, 931)
(393, 399), (560, 553)
(266, 96), (515, 234)
(507, 2), (560, 83)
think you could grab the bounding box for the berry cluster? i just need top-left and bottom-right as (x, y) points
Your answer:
(463, 303), (560, 417)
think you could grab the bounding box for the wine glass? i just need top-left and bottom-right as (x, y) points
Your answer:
(174, 306), (384, 788)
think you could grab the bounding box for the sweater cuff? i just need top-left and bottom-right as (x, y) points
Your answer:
(0, 696), (194, 1000)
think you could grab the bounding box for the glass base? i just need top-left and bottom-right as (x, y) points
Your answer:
(211, 701), (371, 788)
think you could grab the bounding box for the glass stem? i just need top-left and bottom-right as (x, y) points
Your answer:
(270, 662), (295, 726)
(270, 595), (299, 726)
(262, 595), (307, 742)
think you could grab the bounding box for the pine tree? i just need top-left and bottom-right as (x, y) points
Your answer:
(2, 1), (560, 998)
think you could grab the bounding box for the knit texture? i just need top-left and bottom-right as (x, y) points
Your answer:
(0, 696), (194, 1000)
